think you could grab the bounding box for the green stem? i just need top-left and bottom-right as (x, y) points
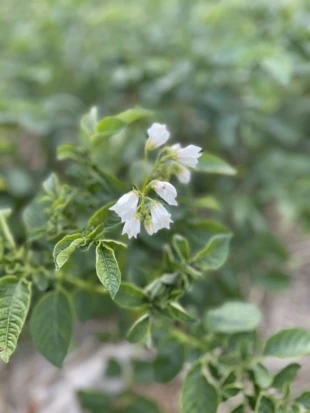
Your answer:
(58, 274), (108, 295)
(142, 151), (172, 191)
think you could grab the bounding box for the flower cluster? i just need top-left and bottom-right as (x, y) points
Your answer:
(110, 123), (202, 238)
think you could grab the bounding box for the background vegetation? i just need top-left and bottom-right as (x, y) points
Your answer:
(0, 0), (310, 412)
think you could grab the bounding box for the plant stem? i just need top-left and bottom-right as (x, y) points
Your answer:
(59, 273), (108, 295)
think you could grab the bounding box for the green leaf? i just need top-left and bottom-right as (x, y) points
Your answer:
(181, 363), (218, 413)
(80, 106), (98, 137)
(191, 234), (232, 271)
(53, 233), (85, 271)
(32, 273), (49, 292)
(42, 173), (59, 194)
(57, 144), (81, 161)
(22, 198), (47, 238)
(187, 220), (231, 251)
(103, 240), (127, 250)
(114, 283), (147, 309)
(264, 328), (310, 358)
(197, 152), (236, 175)
(116, 106), (153, 124)
(117, 392), (162, 413)
(0, 276), (32, 363)
(172, 234), (190, 260)
(255, 395), (275, 413)
(253, 363), (273, 389)
(154, 336), (184, 383)
(296, 392), (310, 409)
(73, 289), (93, 322)
(127, 314), (150, 343)
(207, 302), (261, 333)
(166, 302), (196, 323)
(88, 202), (114, 228)
(253, 271), (291, 294)
(30, 290), (73, 367)
(96, 243), (121, 299)
(273, 363), (301, 389)
(92, 116), (127, 144)
(132, 359), (154, 384)
(106, 358), (122, 377)
(77, 389), (111, 413)
(194, 196), (221, 210)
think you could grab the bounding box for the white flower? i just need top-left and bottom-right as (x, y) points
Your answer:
(176, 164), (191, 184)
(122, 216), (141, 239)
(146, 123), (170, 149)
(173, 144), (202, 168)
(145, 202), (173, 235)
(151, 180), (178, 206)
(109, 191), (139, 222)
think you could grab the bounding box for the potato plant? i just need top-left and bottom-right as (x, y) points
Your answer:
(0, 107), (309, 412)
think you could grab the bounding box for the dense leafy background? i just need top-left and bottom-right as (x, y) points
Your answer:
(1, 0), (309, 299)
(0, 0), (310, 411)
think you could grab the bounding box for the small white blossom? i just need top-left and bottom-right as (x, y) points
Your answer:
(146, 123), (170, 149)
(176, 164), (191, 184)
(151, 180), (178, 206)
(122, 216), (141, 239)
(109, 191), (139, 222)
(145, 202), (173, 235)
(173, 144), (202, 168)
(144, 216), (156, 236)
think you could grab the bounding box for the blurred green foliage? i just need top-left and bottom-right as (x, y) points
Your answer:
(1, 0), (310, 295)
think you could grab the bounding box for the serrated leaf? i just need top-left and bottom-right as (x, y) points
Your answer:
(73, 289), (93, 322)
(191, 234), (232, 271)
(96, 243), (121, 299)
(296, 392), (310, 409)
(53, 233), (85, 270)
(273, 363), (301, 389)
(116, 106), (153, 124)
(253, 363), (273, 389)
(0, 276), (32, 363)
(154, 336), (184, 383)
(30, 290), (73, 367)
(181, 363), (218, 413)
(207, 302), (261, 333)
(264, 328), (310, 358)
(114, 283), (147, 309)
(197, 152), (236, 175)
(127, 314), (150, 343)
